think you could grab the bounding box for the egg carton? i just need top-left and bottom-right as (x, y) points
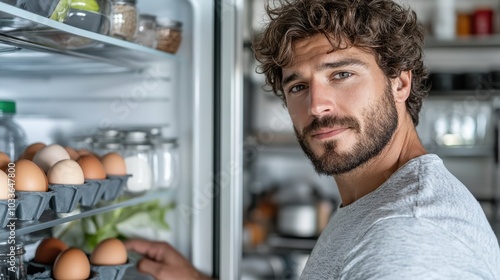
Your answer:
(0, 199), (18, 228)
(27, 270), (99, 280)
(103, 174), (132, 201)
(91, 261), (135, 280)
(48, 183), (87, 213)
(15, 191), (55, 221)
(79, 179), (109, 207)
(26, 262), (133, 280)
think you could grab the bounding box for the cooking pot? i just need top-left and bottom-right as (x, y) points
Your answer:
(274, 181), (336, 238)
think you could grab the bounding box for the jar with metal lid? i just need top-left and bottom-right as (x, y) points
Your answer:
(92, 129), (124, 156)
(155, 18), (182, 54)
(134, 14), (157, 48)
(110, 0), (138, 41)
(0, 241), (26, 280)
(152, 138), (179, 189)
(122, 130), (154, 194)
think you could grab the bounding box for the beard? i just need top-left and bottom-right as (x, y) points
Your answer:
(294, 82), (398, 175)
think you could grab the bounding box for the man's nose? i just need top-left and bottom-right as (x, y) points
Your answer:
(308, 81), (334, 117)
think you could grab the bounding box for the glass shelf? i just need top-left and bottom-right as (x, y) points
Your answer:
(0, 189), (175, 239)
(425, 35), (500, 48)
(0, 2), (177, 74)
(427, 145), (492, 158)
(429, 89), (500, 98)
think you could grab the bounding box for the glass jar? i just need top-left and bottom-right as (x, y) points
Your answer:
(155, 18), (183, 54)
(122, 131), (154, 194)
(66, 0), (112, 35)
(92, 129), (124, 156)
(110, 0), (138, 41)
(0, 100), (27, 161)
(152, 138), (179, 189)
(0, 241), (27, 280)
(134, 14), (157, 48)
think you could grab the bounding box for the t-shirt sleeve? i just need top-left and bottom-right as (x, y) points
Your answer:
(339, 217), (496, 280)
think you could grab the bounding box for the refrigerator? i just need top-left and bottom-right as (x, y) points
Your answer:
(0, 0), (243, 279)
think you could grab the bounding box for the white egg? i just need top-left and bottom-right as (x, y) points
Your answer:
(32, 144), (70, 173)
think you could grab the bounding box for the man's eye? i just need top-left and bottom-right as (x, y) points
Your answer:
(333, 72), (352, 80)
(289, 84), (306, 94)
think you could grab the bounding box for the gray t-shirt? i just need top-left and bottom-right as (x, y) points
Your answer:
(301, 154), (500, 279)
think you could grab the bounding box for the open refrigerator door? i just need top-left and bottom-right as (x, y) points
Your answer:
(0, 0), (244, 279)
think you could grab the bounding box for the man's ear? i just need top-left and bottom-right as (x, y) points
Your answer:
(392, 71), (412, 103)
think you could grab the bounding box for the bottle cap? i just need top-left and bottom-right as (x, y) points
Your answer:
(0, 100), (16, 114)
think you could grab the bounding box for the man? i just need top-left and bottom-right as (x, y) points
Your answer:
(126, 0), (500, 279)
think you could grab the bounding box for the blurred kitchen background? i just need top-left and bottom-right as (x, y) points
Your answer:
(241, 0), (500, 279)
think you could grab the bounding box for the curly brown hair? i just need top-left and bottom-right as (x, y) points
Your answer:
(253, 0), (429, 125)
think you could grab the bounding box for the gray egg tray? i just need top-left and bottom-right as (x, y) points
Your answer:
(91, 261), (135, 280)
(103, 174), (132, 201)
(80, 179), (109, 207)
(15, 191), (55, 221)
(0, 198), (18, 228)
(48, 183), (87, 213)
(27, 270), (99, 280)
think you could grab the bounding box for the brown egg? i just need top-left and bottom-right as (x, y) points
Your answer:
(0, 152), (10, 172)
(21, 142), (46, 161)
(34, 237), (68, 265)
(90, 238), (127, 265)
(32, 144), (70, 173)
(47, 159), (85, 185)
(64, 146), (80, 161)
(0, 170), (11, 200)
(14, 159), (48, 192)
(101, 152), (127, 175)
(53, 247), (90, 280)
(77, 155), (106, 180)
(77, 149), (94, 156)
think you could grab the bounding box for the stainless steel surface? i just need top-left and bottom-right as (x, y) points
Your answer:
(218, 0), (244, 279)
(278, 204), (318, 238)
(185, 0), (215, 275)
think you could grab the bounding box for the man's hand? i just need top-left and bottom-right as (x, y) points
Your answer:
(124, 239), (212, 280)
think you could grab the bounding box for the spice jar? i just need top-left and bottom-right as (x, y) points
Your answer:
(134, 14), (157, 48)
(110, 0), (138, 41)
(122, 131), (154, 194)
(152, 138), (179, 189)
(92, 129), (124, 156)
(156, 18), (182, 54)
(0, 241), (27, 280)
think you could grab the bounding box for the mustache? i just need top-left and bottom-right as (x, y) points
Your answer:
(302, 115), (360, 136)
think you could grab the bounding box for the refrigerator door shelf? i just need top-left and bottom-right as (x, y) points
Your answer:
(0, 2), (177, 74)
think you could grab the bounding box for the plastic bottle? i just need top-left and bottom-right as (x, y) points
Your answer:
(0, 100), (27, 161)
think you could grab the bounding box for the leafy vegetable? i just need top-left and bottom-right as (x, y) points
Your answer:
(56, 199), (175, 252)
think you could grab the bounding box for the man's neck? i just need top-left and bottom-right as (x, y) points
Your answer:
(333, 120), (427, 207)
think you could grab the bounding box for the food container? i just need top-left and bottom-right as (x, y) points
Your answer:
(155, 18), (182, 54)
(91, 261), (134, 280)
(103, 174), (131, 201)
(17, 0), (70, 22)
(110, 0), (138, 41)
(152, 138), (179, 189)
(0, 241), (27, 279)
(79, 179), (109, 207)
(134, 14), (157, 48)
(64, 0), (112, 35)
(48, 183), (85, 213)
(122, 131), (154, 194)
(15, 191), (55, 221)
(0, 199), (18, 228)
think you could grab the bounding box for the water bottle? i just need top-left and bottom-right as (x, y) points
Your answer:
(0, 100), (27, 161)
